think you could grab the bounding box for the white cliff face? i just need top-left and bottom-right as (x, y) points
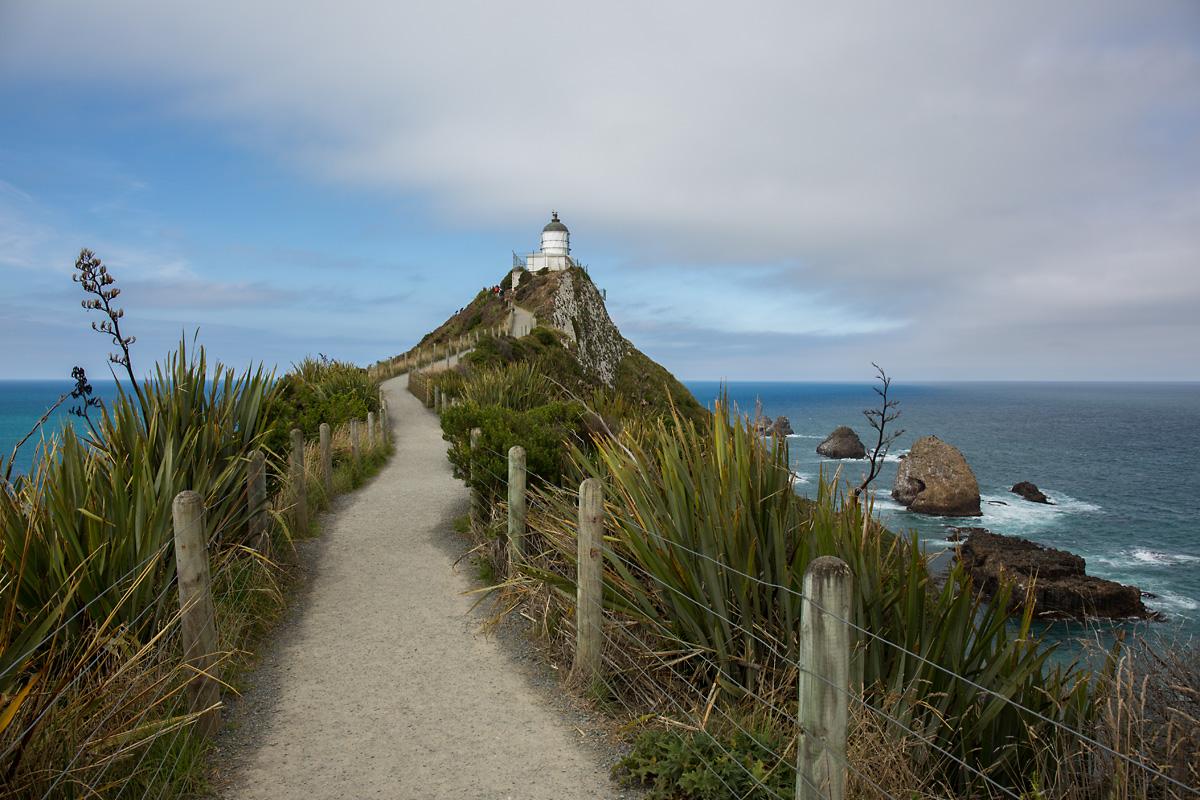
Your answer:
(548, 270), (627, 386)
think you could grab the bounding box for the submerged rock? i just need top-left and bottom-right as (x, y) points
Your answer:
(956, 529), (1157, 620)
(1011, 481), (1052, 504)
(816, 426), (866, 459)
(891, 436), (981, 516)
(945, 526), (988, 542)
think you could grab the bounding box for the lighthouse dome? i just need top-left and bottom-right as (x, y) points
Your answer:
(540, 212), (570, 256)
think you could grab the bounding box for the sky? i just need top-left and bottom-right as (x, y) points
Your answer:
(1, 1), (1198, 383)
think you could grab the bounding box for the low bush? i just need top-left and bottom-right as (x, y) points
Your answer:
(620, 727), (793, 800)
(440, 401), (588, 506)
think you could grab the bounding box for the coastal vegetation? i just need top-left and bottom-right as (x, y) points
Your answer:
(433, 270), (1199, 797)
(0, 250), (389, 797)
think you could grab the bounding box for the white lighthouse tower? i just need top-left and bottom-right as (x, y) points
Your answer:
(524, 212), (576, 273)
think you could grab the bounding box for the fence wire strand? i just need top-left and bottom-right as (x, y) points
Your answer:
(465, 437), (1200, 798)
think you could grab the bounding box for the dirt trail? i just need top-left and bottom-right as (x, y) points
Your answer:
(220, 373), (624, 799)
(510, 306), (536, 338)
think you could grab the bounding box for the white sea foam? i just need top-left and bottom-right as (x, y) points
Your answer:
(1146, 590), (1200, 614)
(1095, 549), (1200, 570)
(787, 433), (822, 439)
(975, 490), (1102, 536)
(1132, 548), (1200, 566)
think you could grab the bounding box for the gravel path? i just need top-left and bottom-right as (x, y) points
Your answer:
(215, 373), (630, 799)
(510, 306), (536, 338)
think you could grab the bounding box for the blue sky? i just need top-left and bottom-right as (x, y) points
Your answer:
(2, 1), (1198, 382)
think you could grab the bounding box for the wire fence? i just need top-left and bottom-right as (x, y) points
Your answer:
(460, 438), (1200, 800)
(0, 406), (393, 799)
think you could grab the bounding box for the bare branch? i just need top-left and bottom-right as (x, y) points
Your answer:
(853, 363), (905, 499)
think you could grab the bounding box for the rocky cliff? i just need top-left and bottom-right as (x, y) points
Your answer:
(506, 266), (705, 421)
(544, 268), (627, 386)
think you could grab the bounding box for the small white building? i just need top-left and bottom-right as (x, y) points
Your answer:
(523, 212), (576, 273)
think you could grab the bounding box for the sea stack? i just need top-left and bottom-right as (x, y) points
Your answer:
(816, 426), (866, 459)
(892, 435), (982, 516)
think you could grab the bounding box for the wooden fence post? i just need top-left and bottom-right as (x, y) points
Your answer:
(247, 450), (267, 554)
(172, 490), (221, 737)
(469, 428), (482, 530)
(433, 385), (442, 413)
(319, 423), (333, 497)
(367, 411), (376, 450)
(797, 556), (852, 800)
(574, 477), (604, 685)
(381, 401), (390, 444)
(289, 429), (307, 534)
(507, 445), (526, 565)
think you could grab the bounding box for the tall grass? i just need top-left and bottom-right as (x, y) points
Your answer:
(458, 362), (559, 410)
(0, 339), (281, 795)
(517, 398), (1096, 795)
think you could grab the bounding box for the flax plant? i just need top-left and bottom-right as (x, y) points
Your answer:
(521, 397), (1095, 795)
(459, 362), (559, 410)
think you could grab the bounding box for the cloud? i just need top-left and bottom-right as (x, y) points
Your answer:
(2, 0), (1198, 378)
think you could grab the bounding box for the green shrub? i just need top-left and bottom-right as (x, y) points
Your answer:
(620, 728), (792, 800)
(266, 355), (381, 455)
(440, 401), (587, 505)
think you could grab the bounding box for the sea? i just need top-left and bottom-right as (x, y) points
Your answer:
(685, 381), (1200, 646)
(0, 380), (121, 477)
(4, 379), (1199, 645)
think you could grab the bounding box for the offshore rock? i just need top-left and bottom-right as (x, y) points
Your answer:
(816, 426), (866, 459)
(754, 415), (793, 437)
(769, 415), (793, 436)
(751, 405), (793, 437)
(957, 529), (1155, 620)
(1011, 481), (1051, 504)
(891, 435), (981, 516)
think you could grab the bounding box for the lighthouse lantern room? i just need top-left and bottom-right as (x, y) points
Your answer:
(524, 212), (576, 273)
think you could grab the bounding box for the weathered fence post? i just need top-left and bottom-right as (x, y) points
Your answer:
(507, 445), (526, 565)
(319, 423), (333, 497)
(796, 556), (852, 800)
(574, 478), (604, 685)
(469, 428), (482, 529)
(433, 385), (442, 413)
(381, 401), (390, 444)
(172, 490), (221, 737)
(367, 411), (376, 450)
(350, 418), (360, 467)
(289, 429), (307, 534)
(247, 450), (267, 554)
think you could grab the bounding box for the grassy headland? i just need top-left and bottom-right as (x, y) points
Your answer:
(421, 268), (1199, 798)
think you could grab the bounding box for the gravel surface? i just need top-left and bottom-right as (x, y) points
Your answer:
(210, 373), (638, 799)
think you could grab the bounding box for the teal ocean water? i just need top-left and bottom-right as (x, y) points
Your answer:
(685, 381), (1200, 641)
(0, 380), (119, 477)
(5, 379), (1199, 640)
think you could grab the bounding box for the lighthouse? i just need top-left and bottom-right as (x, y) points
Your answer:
(524, 212), (576, 273)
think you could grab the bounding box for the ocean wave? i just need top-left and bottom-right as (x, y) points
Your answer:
(1095, 549), (1200, 570)
(787, 433), (822, 439)
(1145, 590), (1200, 614)
(976, 491), (1102, 534)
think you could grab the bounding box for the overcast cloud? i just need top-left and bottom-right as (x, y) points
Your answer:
(1, 1), (1197, 381)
